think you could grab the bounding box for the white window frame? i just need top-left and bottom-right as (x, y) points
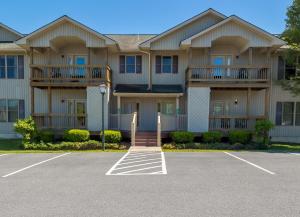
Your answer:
(0, 99), (20, 123)
(125, 55), (137, 74)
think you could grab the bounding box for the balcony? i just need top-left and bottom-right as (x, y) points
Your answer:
(33, 113), (87, 130)
(30, 65), (111, 87)
(186, 66), (270, 87)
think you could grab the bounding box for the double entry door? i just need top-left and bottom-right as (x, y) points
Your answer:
(66, 99), (86, 128)
(212, 55), (232, 78)
(66, 55), (87, 77)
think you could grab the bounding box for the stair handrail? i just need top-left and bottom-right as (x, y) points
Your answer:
(131, 112), (137, 146)
(157, 112), (161, 147)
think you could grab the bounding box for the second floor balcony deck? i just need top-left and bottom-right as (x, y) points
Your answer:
(30, 64), (111, 87)
(186, 65), (270, 87)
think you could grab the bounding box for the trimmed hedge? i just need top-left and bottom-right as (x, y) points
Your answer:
(23, 140), (125, 150)
(100, 130), (122, 143)
(37, 129), (55, 143)
(63, 129), (90, 142)
(202, 131), (222, 143)
(170, 131), (195, 144)
(228, 130), (252, 144)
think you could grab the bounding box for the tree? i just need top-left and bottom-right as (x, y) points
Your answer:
(281, 0), (300, 95)
(255, 120), (274, 147)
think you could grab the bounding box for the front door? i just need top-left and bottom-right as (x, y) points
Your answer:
(140, 101), (157, 131)
(67, 100), (86, 128)
(212, 55), (232, 78)
(75, 55), (87, 77)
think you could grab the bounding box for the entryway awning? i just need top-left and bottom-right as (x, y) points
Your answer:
(113, 84), (183, 97)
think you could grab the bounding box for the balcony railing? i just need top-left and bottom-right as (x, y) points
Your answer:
(209, 115), (265, 131)
(186, 66), (269, 83)
(30, 65), (111, 85)
(33, 113), (87, 129)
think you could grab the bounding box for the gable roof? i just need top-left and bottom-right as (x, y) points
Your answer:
(17, 15), (117, 46)
(139, 8), (226, 48)
(181, 15), (286, 47)
(0, 22), (24, 39)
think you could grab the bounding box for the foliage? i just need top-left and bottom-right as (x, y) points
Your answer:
(255, 120), (275, 146)
(37, 129), (55, 143)
(162, 144), (176, 149)
(170, 131), (195, 144)
(14, 117), (37, 143)
(202, 131), (222, 143)
(228, 130), (252, 144)
(63, 129), (90, 142)
(281, 0), (300, 95)
(100, 130), (122, 143)
(23, 140), (122, 150)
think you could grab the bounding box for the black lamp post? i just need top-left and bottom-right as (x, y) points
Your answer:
(99, 82), (107, 151)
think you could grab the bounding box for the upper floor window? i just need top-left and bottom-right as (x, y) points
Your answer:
(0, 99), (25, 122)
(156, 55), (178, 74)
(120, 55), (142, 74)
(278, 56), (299, 80)
(0, 55), (24, 79)
(276, 102), (300, 126)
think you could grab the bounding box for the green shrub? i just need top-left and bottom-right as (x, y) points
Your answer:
(255, 120), (274, 146)
(14, 116), (37, 143)
(63, 129), (90, 142)
(100, 130), (122, 143)
(105, 143), (120, 150)
(202, 131), (222, 143)
(162, 144), (176, 149)
(170, 131), (195, 144)
(228, 130), (252, 144)
(38, 129), (55, 143)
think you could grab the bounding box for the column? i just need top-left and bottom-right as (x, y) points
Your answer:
(117, 96), (121, 130)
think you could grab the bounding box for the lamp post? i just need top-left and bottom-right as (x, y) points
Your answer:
(99, 82), (107, 151)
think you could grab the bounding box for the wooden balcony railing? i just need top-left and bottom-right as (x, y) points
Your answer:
(30, 65), (111, 86)
(33, 113), (87, 129)
(186, 66), (269, 83)
(209, 115), (265, 131)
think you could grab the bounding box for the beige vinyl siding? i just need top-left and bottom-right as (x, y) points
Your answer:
(34, 89), (86, 114)
(0, 27), (20, 42)
(211, 89), (265, 117)
(28, 22), (106, 47)
(0, 55), (30, 137)
(108, 52), (149, 87)
(151, 14), (223, 50)
(191, 21), (271, 48)
(151, 50), (187, 86)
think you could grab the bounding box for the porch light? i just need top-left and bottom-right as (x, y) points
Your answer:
(99, 82), (107, 151)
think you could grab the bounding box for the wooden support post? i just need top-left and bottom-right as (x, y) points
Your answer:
(248, 47), (253, 65)
(265, 88), (270, 118)
(48, 86), (52, 128)
(206, 48), (211, 65)
(247, 88), (251, 117)
(30, 47), (34, 115)
(31, 87), (34, 114)
(176, 97), (180, 130)
(117, 96), (121, 130)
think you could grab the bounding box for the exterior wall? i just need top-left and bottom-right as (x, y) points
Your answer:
(86, 87), (109, 131)
(151, 50), (188, 86)
(191, 21), (271, 48)
(210, 89), (265, 117)
(28, 22), (106, 47)
(108, 52), (149, 87)
(151, 14), (223, 50)
(187, 87), (210, 132)
(0, 54), (30, 138)
(0, 27), (20, 42)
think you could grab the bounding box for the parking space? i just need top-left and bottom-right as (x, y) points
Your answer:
(0, 151), (299, 217)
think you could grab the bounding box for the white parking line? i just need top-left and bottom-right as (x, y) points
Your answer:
(224, 152), (276, 175)
(114, 161), (162, 170)
(118, 158), (161, 165)
(105, 152), (130, 175)
(2, 153), (71, 178)
(0, 154), (8, 157)
(161, 152), (167, 174)
(117, 165), (162, 175)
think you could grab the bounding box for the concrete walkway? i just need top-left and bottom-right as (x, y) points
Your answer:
(129, 146), (162, 152)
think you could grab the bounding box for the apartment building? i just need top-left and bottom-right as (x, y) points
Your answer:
(0, 9), (299, 143)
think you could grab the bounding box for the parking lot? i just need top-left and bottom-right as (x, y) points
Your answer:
(0, 151), (300, 217)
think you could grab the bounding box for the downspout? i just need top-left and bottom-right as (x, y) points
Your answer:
(140, 50), (152, 90)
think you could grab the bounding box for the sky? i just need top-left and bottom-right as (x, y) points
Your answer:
(0, 0), (293, 35)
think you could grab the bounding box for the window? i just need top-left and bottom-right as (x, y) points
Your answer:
(160, 102), (175, 115)
(0, 55), (24, 79)
(0, 99), (25, 122)
(213, 101), (225, 115)
(155, 56), (178, 74)
(276, 102), (296, 126)
(278, 56), (298, 80)
(120, 55), (142, 74)
(296, 103), (300, 126)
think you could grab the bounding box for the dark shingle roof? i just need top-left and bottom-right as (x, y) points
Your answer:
(114, 84), (183, 94)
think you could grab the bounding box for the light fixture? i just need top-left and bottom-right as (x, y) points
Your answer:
(99, 82), (107, 94)
(234, 99), (238, 105)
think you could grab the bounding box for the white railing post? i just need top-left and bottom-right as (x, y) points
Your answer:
(131, 112), (137, 146)
(157, 112), (161, 147)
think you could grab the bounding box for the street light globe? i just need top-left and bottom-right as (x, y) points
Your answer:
(99, 83), (107, 94)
